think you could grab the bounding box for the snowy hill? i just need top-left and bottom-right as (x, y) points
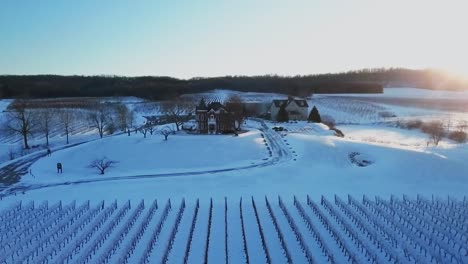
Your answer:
(182, 89), (288, 103)
(27, 131), (268, 184)
(1, 88), (467, 202)
(324, 87), (468, 99)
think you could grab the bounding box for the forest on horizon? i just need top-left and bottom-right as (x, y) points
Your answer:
(1, 68), (466, 100)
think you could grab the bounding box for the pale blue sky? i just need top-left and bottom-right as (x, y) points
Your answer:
(1, 0), (467, 78)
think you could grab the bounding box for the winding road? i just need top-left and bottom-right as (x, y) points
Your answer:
(0, 120), (293, 198)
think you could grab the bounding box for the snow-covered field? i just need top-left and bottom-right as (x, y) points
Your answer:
(182, 89), (287, 103)
(26, 131), (267, 184)
(1, 87), (468, 263)
(0, 87), (467, 201)
(1, 116), (466, 204)
(325, 87), (468, 99)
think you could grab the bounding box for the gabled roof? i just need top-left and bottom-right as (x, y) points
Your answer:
(207, 102), (225, 111)
(294, 100), (309, 107)
(196, 98), (207, 111)
(272, 98), (308, 108)
(272, 99), (288, 107)
(197, 100), (229, 112)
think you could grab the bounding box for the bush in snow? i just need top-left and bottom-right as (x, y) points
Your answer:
(321, 115), (336, 129)
(448, 130), (467, 143)
(106, 122), (116, 135)
(422, 121), (445, 146)
(378, 111), (396, 119)
(401, 119), (424, 130)
(349, 152), (373, 167)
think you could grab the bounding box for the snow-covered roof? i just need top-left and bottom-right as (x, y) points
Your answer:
(196, 99), (228, 112)
(272, 99), (309, 108)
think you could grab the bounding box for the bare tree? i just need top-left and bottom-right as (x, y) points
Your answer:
(8, 148), (16, 160)
(114, 101), (127, 134)
(160, 126), (174, 141)
(446, 115), (452, 132)
(88, 103), (114, 138)
(37, 108), (55, 146)
(4, 100), (36, 149)
(149, 124), (156, 135)
(423, 121), (445, 146)
(59, 109), (75, 144)
(225, 94), (245, 130)
(88, 157), (118, 175)
(139, 123), (153, 138)
(128, 110), (137, 135)
(116, 104), (136, 136)
(161, 98), (192, 131)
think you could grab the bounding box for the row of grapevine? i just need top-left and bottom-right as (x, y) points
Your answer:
(0, 201), (50, 245)
(293, 196), (335, 263)
(205, 198), (226, 263)
(279, 196), (315, 263)
(239, 198), (250, 263)
(0, 195), (466, 264)
(265, 196), (293, 263)
(38, 201), (101, 263)
(75, 201), (131, 263)
(139, 199), (172, 263)
(334, 196), (400, 262)
(96, 200), (145, 263)
(183, 199), (199, 264)
(55, 201), (117, 263)
(25, 202), (89, 262)
(322, 196), (379, 263)
(117, 199), (158, 264)
(2, 201), (76, 263)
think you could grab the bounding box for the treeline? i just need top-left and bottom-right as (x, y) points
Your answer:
(0, 68), (465, 100)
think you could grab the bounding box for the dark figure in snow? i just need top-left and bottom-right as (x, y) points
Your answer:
(47, 148), (51, 157)
(57, 162), (62, 173)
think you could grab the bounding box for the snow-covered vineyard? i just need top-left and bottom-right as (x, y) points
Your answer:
(1, 195), (467, 264)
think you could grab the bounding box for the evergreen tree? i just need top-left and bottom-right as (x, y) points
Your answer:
(277, 103), (289, 122)
(308, 106), (322, 123)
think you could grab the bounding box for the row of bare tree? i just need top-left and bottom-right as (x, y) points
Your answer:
(1, 94), (247, 150)
(1, 100), (138, 149)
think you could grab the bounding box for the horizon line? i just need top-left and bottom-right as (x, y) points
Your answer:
(0, 66), (442, 80)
